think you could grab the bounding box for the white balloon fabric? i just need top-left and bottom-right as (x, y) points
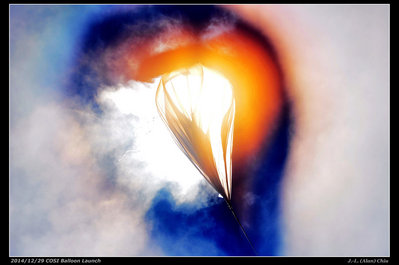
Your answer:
(155, 64), (236, 201)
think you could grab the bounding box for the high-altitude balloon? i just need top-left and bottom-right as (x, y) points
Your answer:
(155, 64), (235, 201)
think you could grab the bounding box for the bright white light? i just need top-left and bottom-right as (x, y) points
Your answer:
(98, 79), (208, 204)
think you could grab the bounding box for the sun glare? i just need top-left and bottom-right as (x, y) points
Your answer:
(98, 65), (236, 202)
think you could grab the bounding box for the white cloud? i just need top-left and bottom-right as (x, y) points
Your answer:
(95, 80), (217, 205)
(9, 102), (157, 256)
(9, 77), (218, 256)
(255, 5), (390, 256)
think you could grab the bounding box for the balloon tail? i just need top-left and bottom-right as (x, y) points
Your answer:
(224, 199), (258, 256)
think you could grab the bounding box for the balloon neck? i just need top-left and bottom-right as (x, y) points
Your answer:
(223, 197), (233, 210)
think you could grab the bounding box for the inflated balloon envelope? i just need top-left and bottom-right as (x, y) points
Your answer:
(155, 64), (257, 254)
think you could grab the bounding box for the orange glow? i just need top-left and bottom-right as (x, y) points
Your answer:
(131, 28), (283, 168)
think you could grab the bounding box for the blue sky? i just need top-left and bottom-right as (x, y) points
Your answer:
(9, 4), (389, 257)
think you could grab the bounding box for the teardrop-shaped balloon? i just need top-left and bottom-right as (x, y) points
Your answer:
(155, 64), (236, 201)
